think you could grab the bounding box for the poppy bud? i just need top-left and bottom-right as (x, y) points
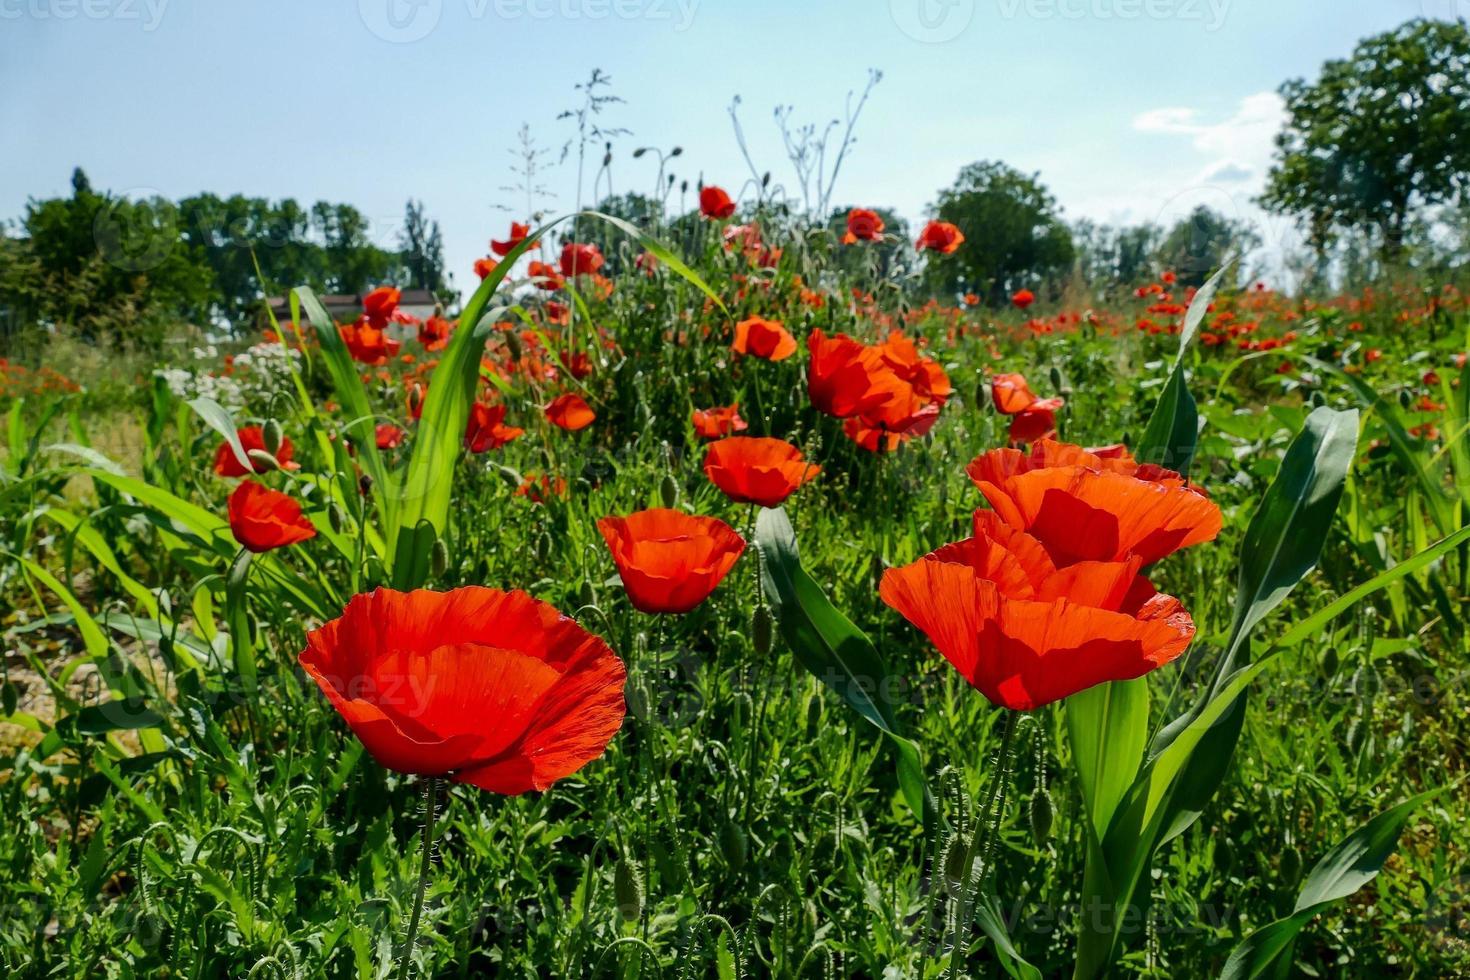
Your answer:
(359, 473), (374, 497)
(1321, 647), (1339, 678)
(328, 503), (347, 534)
(1029, 790), (1053, 842)
(496, 464), (523, 489)
(262, 420), (284, 455)
(1048, 367), (1063, 393)
(626, 675), (651, 721)
(613, 857), (644, 922)
(431, 538), (449, 578)
(658, 474), (679, 509)
(1214, 839), (1234, 876)
(1398, 389), (1412, 410)
(246, 449), (280, 472)
(1, 680), (16, 717)
(752, 605), (773, 656)
(761, 171), (771, 188)
(602, 151), (612, 167)
(670, 146), (682, 157)
(505, 330), (522, 361)
(534, 532), (551, 564)
(579, 581), (595, 609)
(719, 819), (748, 872)
(681, 180), (689, 194)
(1280, 845), (1302, 887)
(942, 833), (971, 892)
(806, 693), (821, 732)
(632, 147), (647, 158)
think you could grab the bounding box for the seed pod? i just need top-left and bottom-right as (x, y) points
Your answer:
(579, 581), (595, 609)
(1279, 846), (1302, 887)
(626, 676), (651, 721)
(1048, 366), (1063, 393)
(1, 680), (17, 716)
(1321, 647), (1339, 678)
(262, 419), (284, 455)
(806, 693), (822, 732)
(752, 606), (773, 656)
(613, 856), (644, 923)
(719, 819), (748, 872)
(328, 503), (347, 534)
(246, 449), (280, 473)
(1029, 790), (1054, 842)
(659, 474), (679, 509)
(1214, 839), (1235, 876)
(431, 539), (449, 578)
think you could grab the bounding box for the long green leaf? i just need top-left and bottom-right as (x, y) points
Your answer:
(1220, 788), (1447, 980)
(755, 505), (925, 818)
(1065, 678), (1148, 839)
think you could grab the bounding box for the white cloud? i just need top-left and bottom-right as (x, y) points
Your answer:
(1132, 90), (1285, 189)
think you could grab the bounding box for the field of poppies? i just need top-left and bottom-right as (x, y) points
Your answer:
(3, 200), (1470, 979)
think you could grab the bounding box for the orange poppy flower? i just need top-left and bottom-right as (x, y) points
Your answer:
(340, 319), (401, 365)
(228, 480), (317, 553)
(375, 423), (406, 450)
(806, 329), (902, 419)
(597, 509), (747, 614)
(559, 242), (605, 278)
(700, 185), (736, 219)
(965, 441), (1222, 567)
(528, 261), (563, 291)
(515, 472), (568, 504)
(1008, 407), (1058, 444)
(464, 402), (524, 453)
(214, 426), (298, 477)
(703, 436), (821, 507)
(732, 316), (797, 361)
(916, 220), (965, 254)
(842, 208), (885, 244)
(692, 404), (748, 439)
(474, 256), (498, 280)
(362, 286), (401, 329)
(298, 587), (626, 794)
(418, 315), (452, 352)
(491, 221), (533, 257)
(545, 393), (596, 431)
(1012, 289), (1036, 310)
(879, 510), (1195, 711)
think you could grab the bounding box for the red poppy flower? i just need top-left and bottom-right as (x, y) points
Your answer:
(515, 472), (568, 504)
(703, 436), (821, 507)
(965, 441), (1222, 567)
(806, 329), (902, 419)
(545, 393), (596, 431)
(879, 510), (1195, 711)
(214, 426), (298, 477)
(692, 404), (748, 439)
(732, 316), (797, 361)
(491, 222), (533, 257)
(228, 479), (317, 553)
(298, 586), (626, 794)
(528, 261), (564, 290)
(340, 319), (402, 365)
(700, 185), (736, 219)
(375, 423), (407, 450)
(916, 220), (965, 254)
(634, 251), (660, 276)
(991, 373), (1064, 423)
(558, 349), (594, 380)
(842, 208), (885, 244)
(597, 509), (746, 614)
(1008, 407), (1058, 444)
(559, 242), (605, 278)
(418, 315), (452, 352)
(406, 381), (428, 421)
(474, 257), (498, 280)
(362, 286), (401, 329)
(465, 402), (524, 453)
(1012, 289), (1036, 310)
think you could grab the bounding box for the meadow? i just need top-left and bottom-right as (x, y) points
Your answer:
(3, 202), (1469, 980)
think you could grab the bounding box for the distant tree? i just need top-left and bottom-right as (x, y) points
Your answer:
(1154, 206), (1259, 288)
(1261, 19), (1470, 259)
(1071, 220), (1161, 294)
(924, 161), (1074, 305)
(400, 199), (447, 295)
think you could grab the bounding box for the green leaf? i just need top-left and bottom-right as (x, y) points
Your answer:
(1066, 678), (1149, 839)
(186, 397), (250, 473)
(1220, 788), (1448, 980)
(755, 505), (926, 818)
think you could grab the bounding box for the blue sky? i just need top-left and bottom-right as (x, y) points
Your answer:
(0, 0), (1449, 289)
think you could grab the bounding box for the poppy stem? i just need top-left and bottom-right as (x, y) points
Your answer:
(947, 709), (1020, 978)
(397, 776), (441, 980)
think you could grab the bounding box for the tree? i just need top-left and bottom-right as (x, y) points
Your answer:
(1155, 206), (1259, 288)
(1261, 19), (1470, 259)
(400, 199), (447, 296)
(924, 161), (1074, 305)
(1071, 219), (1161, 295)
